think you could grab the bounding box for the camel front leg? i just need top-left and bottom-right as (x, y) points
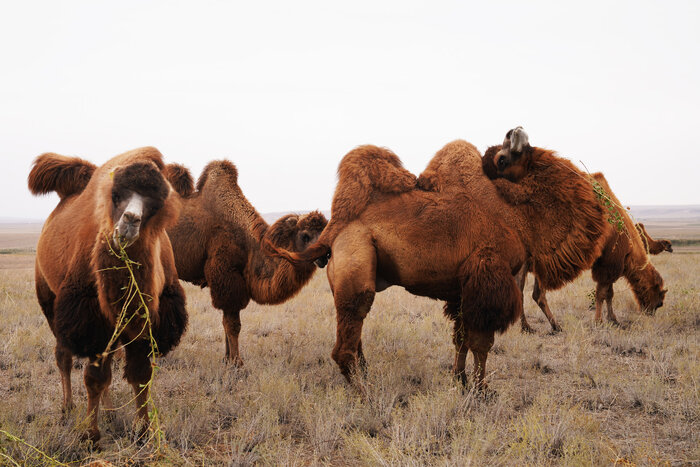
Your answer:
(469, 330), (495, 391)
(124, 341), (153, 440)
(532, 277), (561, 332)
(445, 301), (468, 385)
(55, 343), (74, 413)
(603, 284), (619, 324)
(222, 309), (244, 366)
(83, 354), (113, 443)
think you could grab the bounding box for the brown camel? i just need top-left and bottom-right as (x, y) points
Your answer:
(637, 222), (673, 254)
(483, 143), (667, 331)
(29, 148), (188, 442)
(268, 128), (607, 389)
(163, 160), (327, 365)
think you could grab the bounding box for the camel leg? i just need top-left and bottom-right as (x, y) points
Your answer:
(469, 330), (495, 391)
(603, 284), (619, 324)
(83, 354), (113, 443)
(55, 343), (74, 413)
(123, 341), (153, 440)
(205, 254), (249, 365)
(445, 301), (468, 385)
(222, 309), (243, 366)
(328, 231), (376, 384)
(532, 277), (561, 332)
(514, 265), (534, 334)
(357, 339), (367, 371)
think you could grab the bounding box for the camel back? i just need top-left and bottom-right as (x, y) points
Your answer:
(592, 172), (648, 262)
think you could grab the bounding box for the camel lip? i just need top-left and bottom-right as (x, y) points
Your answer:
(112, 231), (138, 249)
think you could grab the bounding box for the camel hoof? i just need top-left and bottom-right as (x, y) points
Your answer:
(521, 324), (535, 334)
(224, 356), (244, 368)
(81, 427), (101, 444)
(549, 325), (563, 334)
(453, 370), (468, 388)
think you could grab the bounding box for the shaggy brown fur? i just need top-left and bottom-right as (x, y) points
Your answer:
(30, 147), (187, 443)
(637, 222), (673, 254)
(269, 129), (607, 389)
(28, 153), (97, 199)
(267, 145), (417, 266)
(491, 168), (669, 331)
(164, 160), (327, 365)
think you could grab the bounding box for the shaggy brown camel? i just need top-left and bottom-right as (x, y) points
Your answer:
(637, 222), (673, 254)
(483, 143), (667, 331)
(268, 128), (607, 389)
(29, 148), (188, 442)
(163, 160), (327, 365)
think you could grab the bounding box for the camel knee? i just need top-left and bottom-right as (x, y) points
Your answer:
(84, 362), (111, 398)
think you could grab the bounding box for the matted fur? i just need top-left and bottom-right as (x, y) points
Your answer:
(31, 146), (187, 442)
(164, 160), (327, 364)
(590, 173), (666, 313)
(28, 153), (97, 199)
(163, 163), (195, 198)
(269, 135), (607, 388)
(484, 145), (607, 290)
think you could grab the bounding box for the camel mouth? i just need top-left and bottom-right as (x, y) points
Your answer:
(112, 230), (139, 249)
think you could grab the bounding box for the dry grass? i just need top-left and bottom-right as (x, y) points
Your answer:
(0, 251), (698, 465)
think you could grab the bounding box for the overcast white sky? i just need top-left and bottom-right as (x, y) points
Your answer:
(1, 1), (698, 220)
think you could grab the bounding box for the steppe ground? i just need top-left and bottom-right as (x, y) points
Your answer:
(0, 224), (698, 466)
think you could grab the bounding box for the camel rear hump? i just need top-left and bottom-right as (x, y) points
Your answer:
(28, 153), (96, 200)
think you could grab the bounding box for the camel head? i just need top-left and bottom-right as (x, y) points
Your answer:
(660, 240), (673, 253)
(629, 264), (668, 315)
(483, 126), (533, 182)
(109, 161), (171, 248)
(265, 211), (329, 267)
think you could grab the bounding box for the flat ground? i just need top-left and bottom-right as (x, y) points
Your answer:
(0, 228), (698, 465)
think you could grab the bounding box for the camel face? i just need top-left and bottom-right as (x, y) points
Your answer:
(633, 266), (667, 314)
(661, 240), (673, 253)
(110, 161), (170, 248)
(293, 211), (328, 267)
(492, 127), (532, 182)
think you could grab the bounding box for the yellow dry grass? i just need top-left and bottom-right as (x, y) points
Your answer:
(0, 251), (698, 465)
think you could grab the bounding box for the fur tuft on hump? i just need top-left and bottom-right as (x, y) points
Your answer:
(417, 140), (483, 191)
(196, 160), (238, 192)
(164, 163), (195, 198)
(266, 145), (416, 265)
(28, 153), (97, 200)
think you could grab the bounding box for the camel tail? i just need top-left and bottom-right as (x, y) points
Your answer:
(28, 153), (97, 200)
(164, 163), (195, 198)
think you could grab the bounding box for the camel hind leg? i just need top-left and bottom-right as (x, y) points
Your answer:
(532, 277), (561, 332)
(35, 271), (75, 412)
(595, 282), (618, 325)
(205, 250), (250, 366)
(328, 228), (376, 383)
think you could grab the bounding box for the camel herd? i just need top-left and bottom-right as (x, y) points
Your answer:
(28, 127), (670, 443)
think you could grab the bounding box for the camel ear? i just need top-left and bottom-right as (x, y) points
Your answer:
(504, 126), (529, 153)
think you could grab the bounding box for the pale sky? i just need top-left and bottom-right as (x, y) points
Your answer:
(1, 1), (699, 220)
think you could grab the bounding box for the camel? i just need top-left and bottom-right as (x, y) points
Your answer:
(268, 128), (607, 389)
(163, 160), (328, 365)
(637, 223), (673, 254)
(29, 148), (188, 442)
(482, 142), (667, 331)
